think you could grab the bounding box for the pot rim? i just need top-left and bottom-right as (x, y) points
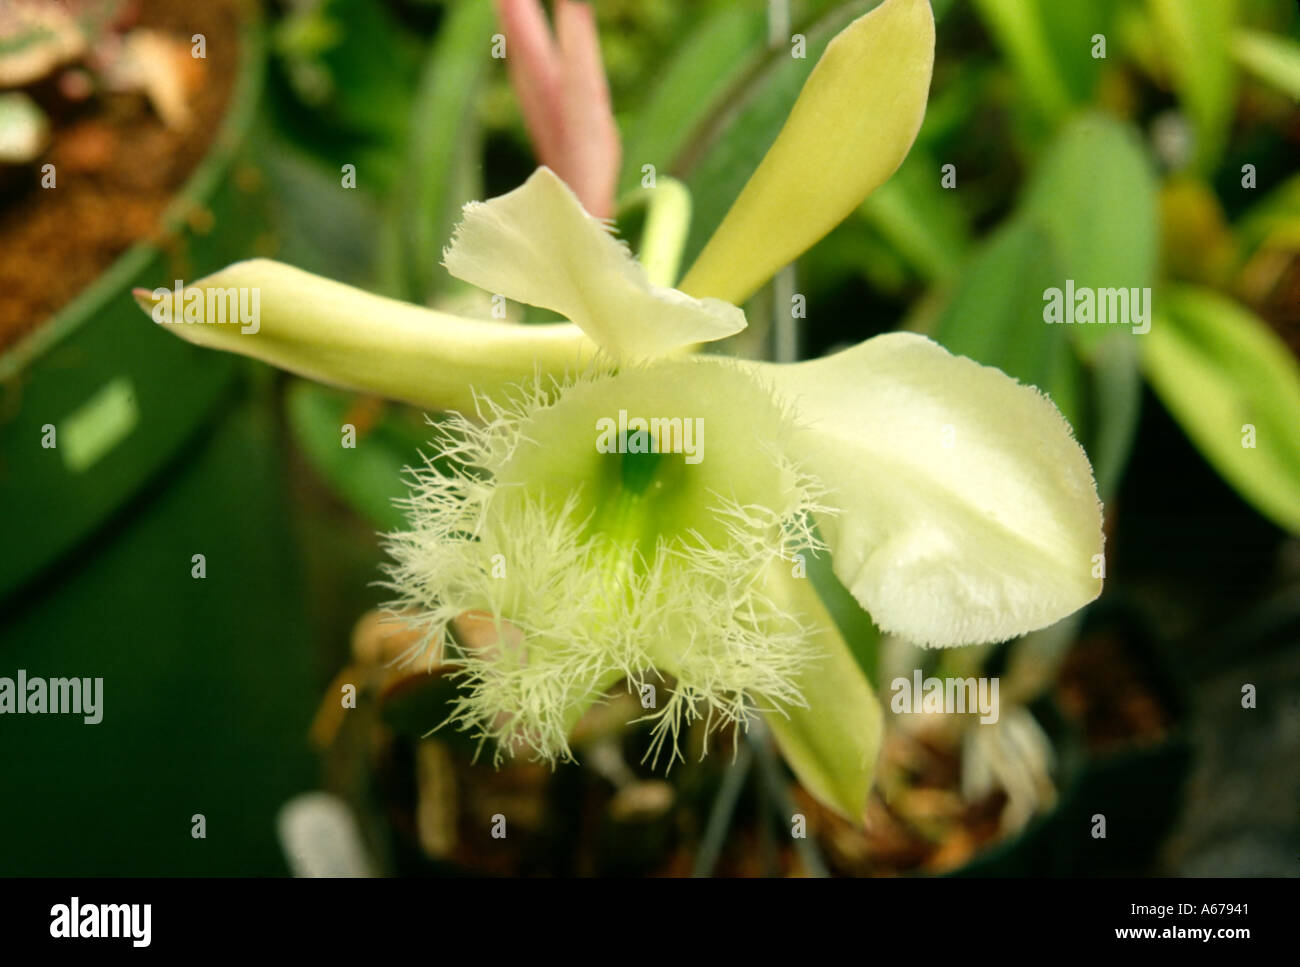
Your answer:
(0, 1), (267, 383)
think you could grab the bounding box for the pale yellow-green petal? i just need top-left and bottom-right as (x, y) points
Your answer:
(760, 562), (882, 823)
(133, 259), (600, 415)
(443, 167), (744, 359)
(749, 333), (1104, 648)
(679, 0), (935, 306)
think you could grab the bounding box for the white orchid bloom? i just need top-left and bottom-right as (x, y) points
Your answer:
(133, 0), (1102, 819)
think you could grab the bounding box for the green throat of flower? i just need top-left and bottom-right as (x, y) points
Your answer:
(384, 360), (831, 765)
(584, 444), (684, 594)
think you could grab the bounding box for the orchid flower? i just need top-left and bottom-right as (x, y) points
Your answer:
(132, 0), (1103, 820)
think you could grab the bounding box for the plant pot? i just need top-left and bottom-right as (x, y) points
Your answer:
(1049, 603), (1194, 875)
(0, 4), (268, 599)
(0, 2), (328, 877)
(0, 382), (322, 874)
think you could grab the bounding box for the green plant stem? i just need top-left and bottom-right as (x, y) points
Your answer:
(692, 743), (753, 877)
(749, 723), (829, 877)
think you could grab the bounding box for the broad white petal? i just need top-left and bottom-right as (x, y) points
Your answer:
(443, 167), (745, 359)
(753, 333), (1104, 647)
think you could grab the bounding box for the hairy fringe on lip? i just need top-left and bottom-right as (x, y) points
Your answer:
(380, 365), (834, 770)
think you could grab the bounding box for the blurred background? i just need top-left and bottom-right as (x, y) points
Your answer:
(1, 0), (1298, 876)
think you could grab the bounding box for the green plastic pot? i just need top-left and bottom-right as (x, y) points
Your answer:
(0, 10), (268, 599)
(0, 382), (321, 875)
(1051, 607), (1193, 876)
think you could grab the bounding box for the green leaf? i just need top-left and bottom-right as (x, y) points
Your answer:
(760, 562), (883, 823)
(806, 543), (880, 686)
(676, 0), (884, 275)
(387, 0), (496, 304)
(262, 143), (387, 290)
(930, 218), (1082, 429)
(1149, 0), (1238, 171)
(618, 3), (768, 196)
(796, 217), (913, 300)
(1234, 172), (1300, 265)
(267, 0), (423, 192)
(1234, 28), (1300, 100)
(1035, 0), (1120, 105)
(286, 381), (430, 532)
(308, 0), (421, 141)
(1021, 113), (1159, 356)
(1143, 287), (1300, 533)
(970, 0), (1072, 120)
(859, 149), (971, 285)
(1087, 333), (1143, 503)
(971, 0), (1119, 121)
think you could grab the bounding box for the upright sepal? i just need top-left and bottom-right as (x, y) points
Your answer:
(679, 0), (935, 306)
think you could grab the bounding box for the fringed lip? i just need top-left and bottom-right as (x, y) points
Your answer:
(380, 359), (831, 768)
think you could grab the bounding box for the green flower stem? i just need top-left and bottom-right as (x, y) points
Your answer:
(749, 720), (829, 877)
(692, 742), (753, 877)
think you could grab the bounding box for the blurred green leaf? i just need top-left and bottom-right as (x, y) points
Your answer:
(268, 0), (423, 192)
(308, 0), (422, 141)
(1021, 113), (1159, 356)
(262, 142), (387, 289)
(287, 382), (431, 532)
(930, 218), (1082, 429)
(1087, 333), (1143, 503)
(1036, 0), (1119, 105)
(1149, 0), (1238, 171)
(914, 60), (989, 147)
(619, 3), (768, 196)
(970, 0), (1072, 120)
(1144, 287), (1300, 533)
(383, 0), (496, 304)
(1234, 28), (1300, 100)
(677, 0), (879, 270)
(806, 542), (880, 686)
(1234, 172), (1300, 265)
(860, 149), (971, 285)
(798, 217), (914, 298)
(973, 0), (1118, 122)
